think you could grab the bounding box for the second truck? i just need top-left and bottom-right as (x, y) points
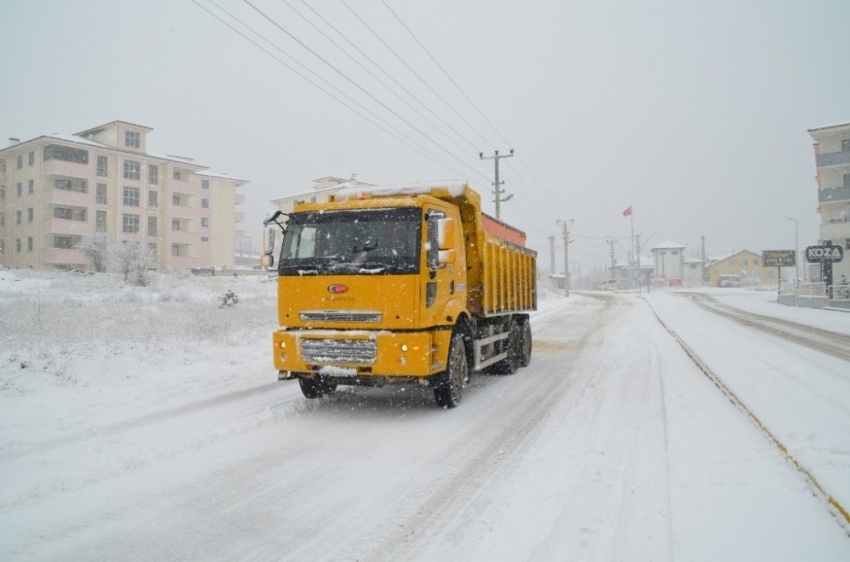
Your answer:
(261, 180), (537, 408)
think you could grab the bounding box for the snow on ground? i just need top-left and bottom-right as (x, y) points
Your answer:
(1, 271), (849, 561)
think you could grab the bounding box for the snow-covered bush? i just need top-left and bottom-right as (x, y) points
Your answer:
(113, 241), (155, 286)
(76, 231), (110, 272)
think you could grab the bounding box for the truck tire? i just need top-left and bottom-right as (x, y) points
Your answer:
(493, 320), (521, 375)
(519, 320), (532, 367)
(299, 377), (324, 399)
(434, 333), (469, 408)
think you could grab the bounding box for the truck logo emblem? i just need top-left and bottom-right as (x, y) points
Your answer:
(328, 284), (349, 293)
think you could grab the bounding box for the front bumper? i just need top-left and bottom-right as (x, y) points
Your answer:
(272, 329), (452, 377)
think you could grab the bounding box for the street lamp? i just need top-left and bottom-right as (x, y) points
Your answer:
(786, 218), (799, 282)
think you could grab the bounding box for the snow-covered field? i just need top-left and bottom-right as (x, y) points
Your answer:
(1, 270), (849, 561)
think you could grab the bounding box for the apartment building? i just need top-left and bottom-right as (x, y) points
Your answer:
(0, 120), (247, 271)
(808, 121), (850, 281)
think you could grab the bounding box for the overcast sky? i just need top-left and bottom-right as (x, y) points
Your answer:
(2, 0), (848, 275)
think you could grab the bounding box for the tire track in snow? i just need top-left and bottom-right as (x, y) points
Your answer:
(685, 293), (850, 363)
(0, 382), (288, 461)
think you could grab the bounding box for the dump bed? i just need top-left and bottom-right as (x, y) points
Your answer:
(447, 186), (537, 318)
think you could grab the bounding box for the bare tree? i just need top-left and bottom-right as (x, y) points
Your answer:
(77, 231), (110, 272)
(113, 241), (155, 286)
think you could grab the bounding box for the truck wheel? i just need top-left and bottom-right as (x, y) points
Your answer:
(321, 380), (338, 395)
(519, 320), (532, 367)
(434, 333), (469, 408)
(494, 320), (521, 375)
(299, 377), (324, 399)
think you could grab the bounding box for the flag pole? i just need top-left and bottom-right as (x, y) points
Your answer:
(630, 207), (638, 293)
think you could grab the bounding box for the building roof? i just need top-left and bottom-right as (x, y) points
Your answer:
(706, 249), (761, 266)
(195, 170), (249, 184)
(807, 121), (850, 134)
(650, 240), (686, 250)
(75, 120), (154, 137)
(0, 133), (110, 155)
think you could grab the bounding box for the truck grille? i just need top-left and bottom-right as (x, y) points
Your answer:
(300, 338), (377, 365)
(300, 310), (382, 323)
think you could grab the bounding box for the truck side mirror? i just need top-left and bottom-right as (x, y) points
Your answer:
(438, 218), (455, 250)
(262, 227), (276, 255)
(260, 254), (275, 269)
(438, 249), (456, 265)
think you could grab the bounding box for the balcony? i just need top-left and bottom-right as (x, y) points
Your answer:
(43, 159), (91, 179)
(819, 221), (850, 243)
(819, 186), (850, 203)
(235, 193), (245, 205)
(43, 187), (93, 207)
(42, 218), (91, 236)
(169, 230), (197, 244)
(234, 211), (245, 223)
(816, 150), (850, 168)
(42, 248), (88, 266)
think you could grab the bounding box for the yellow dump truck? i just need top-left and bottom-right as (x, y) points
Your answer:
(261, 181), (537, 408)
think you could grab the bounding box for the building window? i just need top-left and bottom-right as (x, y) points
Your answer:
(16, 155), (22, 169)
(122, 214), (140, 233)
(201, 236), (209, 242)
(172, 219), (182, 231)
(16, 239), (22, 253)
(201, 198), (209, 209)
(201, 217), (209, 228)
(96, 211), (107, 232)
(172, 194), (181, 206)
(148, 190), (158, 208)
(0, 159), (5, 173)
(96, 183), (107, 204)
(0, 212), (4, 227)
(27, 208), (33, 222)
(754, 258), (760, 266)
(44, 145), (89, 164)
(16, 210), (22, 224)
(743, 259), (748, 266)
(843, 139), (850, 153)
(27, 237), (33, 252)
(123, 186), (140, 207)
(125, 131), (141, 148)
(148, 164), (158, 185)
(17, 182), (22, 196)
(201, 179), (210, 189)
(0, 186), (5, 199)
(846, 238), (850, 250)
(0, 241), (4, 255)
(147, 216), (157, 236)
(148, 242), (157, 256)
(97, 155), (108, 177)
(28, 179), (33, 194)
(54, 236), (74, 249)
(28, 151), (34, 166)
(55, 208), (73, 220)
(173, 170), (182, 181)
(55, 179), (73, 191)
(171, 244), (181, 257)
(123, 160), (141, 180)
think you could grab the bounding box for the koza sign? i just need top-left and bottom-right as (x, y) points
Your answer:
(805, 245), (844, 263)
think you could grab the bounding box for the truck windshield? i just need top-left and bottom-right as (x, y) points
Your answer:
(279, 207), (422, 275)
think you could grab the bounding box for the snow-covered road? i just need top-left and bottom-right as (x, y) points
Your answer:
(1, 273), (849, 561)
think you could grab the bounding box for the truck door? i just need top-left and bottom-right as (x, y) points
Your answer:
(422, 208), (455, 328)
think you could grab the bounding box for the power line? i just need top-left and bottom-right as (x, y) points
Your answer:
(194, 0), (472, 180)
(241, 0), (492, 185)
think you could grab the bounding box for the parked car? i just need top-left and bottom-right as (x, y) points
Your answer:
(718, 274), (741, 288)
(599, 279), (618, 290)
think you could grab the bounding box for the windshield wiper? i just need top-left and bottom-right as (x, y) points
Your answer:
(352, 239), (379, 253)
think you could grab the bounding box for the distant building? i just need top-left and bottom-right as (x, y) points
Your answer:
(682, 255), (704, 286)
(706, 250), (775, 287)
(0, 121), (247, 271)
(808, 121), (850, 281)
(269, 175), (376, 216)
(650, 240), (686, 282)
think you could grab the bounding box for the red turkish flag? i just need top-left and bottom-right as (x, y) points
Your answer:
(622, 206), (632, 217)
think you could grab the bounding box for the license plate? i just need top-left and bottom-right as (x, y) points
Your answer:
(319, 366), (357, 377)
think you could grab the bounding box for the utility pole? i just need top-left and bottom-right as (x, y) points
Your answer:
(635, 233), (641, 294)
(701, 235), (706, 285)
(548, 236), (556, 277)
(480, 149), (514, 219)
(557, 219), (573, 297)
